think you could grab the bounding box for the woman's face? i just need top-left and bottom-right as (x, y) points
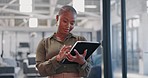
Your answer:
(56, 11), (77, 35)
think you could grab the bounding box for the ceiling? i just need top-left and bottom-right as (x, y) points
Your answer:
(0, 0), (102, 28)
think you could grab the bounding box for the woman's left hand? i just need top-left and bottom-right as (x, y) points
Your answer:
(66, 49), (87, 65)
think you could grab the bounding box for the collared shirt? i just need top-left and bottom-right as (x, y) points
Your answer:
(36, 33), (91, 77)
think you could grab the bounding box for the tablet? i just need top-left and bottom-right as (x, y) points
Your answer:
(62, 41), (101, 64)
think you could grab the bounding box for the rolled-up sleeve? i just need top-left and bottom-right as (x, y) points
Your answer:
(78, 61), (91, 77)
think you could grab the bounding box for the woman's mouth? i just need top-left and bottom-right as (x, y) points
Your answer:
(64, 29), (69, 32)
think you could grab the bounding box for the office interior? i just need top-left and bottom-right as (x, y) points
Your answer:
(0, 0), (148, 78)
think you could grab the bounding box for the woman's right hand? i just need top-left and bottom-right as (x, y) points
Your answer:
(56, 45), (72, 62)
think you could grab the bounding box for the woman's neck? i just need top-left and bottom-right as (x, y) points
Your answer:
(55, 32), (68, 41)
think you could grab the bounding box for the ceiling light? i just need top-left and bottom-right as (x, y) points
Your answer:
(73, 0), (85, 12)
(29, 18), (38, 28)
(19, 0), (32, 5)
(19, 0), (32, 12)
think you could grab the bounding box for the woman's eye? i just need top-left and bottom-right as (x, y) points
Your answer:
(63, 20), (67, 23)
(70, 23), (74, 25)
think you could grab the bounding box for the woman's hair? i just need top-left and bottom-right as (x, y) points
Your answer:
(58, 5), (77, 15)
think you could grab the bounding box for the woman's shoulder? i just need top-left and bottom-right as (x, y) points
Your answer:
(40, 34), (54, 42)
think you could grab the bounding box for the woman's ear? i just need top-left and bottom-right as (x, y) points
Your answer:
(56, 15), (59, 21)
(56, 15), (60, 26)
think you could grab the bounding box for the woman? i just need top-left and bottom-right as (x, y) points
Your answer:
(36, 5), (91, 78)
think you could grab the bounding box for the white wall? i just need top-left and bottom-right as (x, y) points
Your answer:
(139, 13), (148, 75)
(3, 31), (16, 58)
(139, 13), (148, 52)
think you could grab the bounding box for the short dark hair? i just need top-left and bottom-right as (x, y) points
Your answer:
(58, 5), (77, 15)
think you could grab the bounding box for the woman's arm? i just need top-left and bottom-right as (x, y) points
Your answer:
(36, 39), (71, 76)
(78, 60), (91, 77)
(36, 56), (61, 76)
(36, 39), (61, 76)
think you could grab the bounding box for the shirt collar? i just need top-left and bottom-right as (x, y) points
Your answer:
(50, 33), (76, 40)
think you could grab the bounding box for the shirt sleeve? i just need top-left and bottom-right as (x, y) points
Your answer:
(35, 38), (61, 76)
(78, 59), (92, 77)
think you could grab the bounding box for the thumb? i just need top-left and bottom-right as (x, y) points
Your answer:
(83, 49), (87, 57)
(74, 49), (80, 56)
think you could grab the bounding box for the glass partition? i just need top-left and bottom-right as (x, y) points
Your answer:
(111, 0), (148, 78)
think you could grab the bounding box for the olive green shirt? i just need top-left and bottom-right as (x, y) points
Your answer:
(36, 33), (91, 77)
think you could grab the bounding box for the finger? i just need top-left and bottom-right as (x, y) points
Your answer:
(62, 45), (72, 52)
(60, 45), (71, 53)
(64, 45), (72, 49)
(65, 46), (72, 52)
(67, 58), (73, 62)
(62, 45), (66, 49)
(66, 53), (74, 61)
(67, 52), (73, 58)
(74, 49), (80, 56)
(60, 45), (65, 53)
(82, 49), (87, 57)
(66, 56), (73, 61)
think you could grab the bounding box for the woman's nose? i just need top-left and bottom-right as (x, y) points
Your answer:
(65, 22), (71, 28)
(68, 23), (71, 27)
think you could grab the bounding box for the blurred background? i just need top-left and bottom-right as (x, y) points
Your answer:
(0, 0), (148, 78)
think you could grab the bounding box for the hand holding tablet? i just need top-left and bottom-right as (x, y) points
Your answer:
(62, 41), (101, 64)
